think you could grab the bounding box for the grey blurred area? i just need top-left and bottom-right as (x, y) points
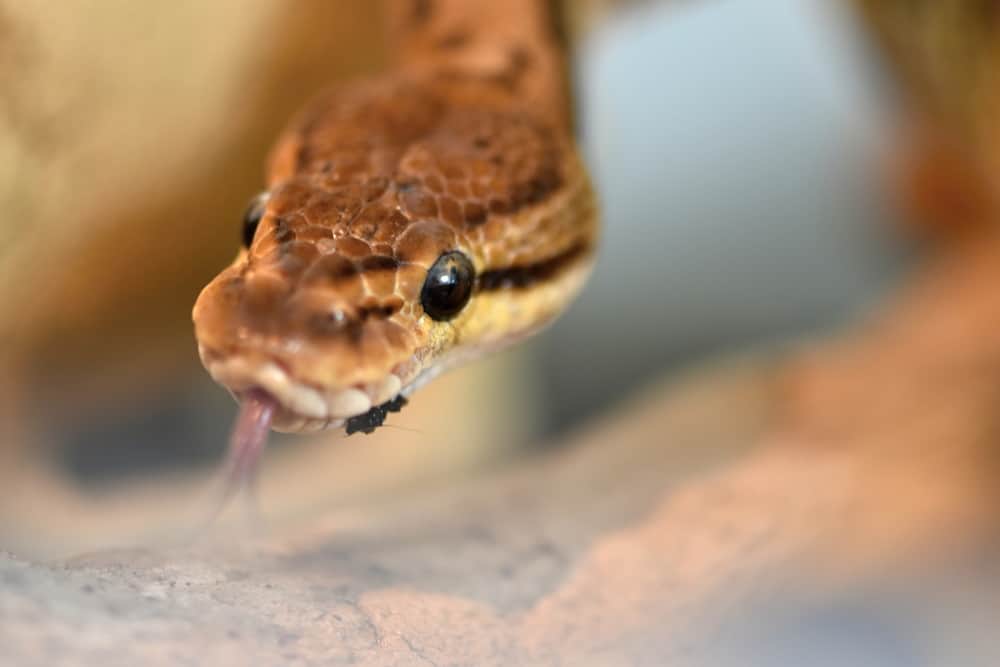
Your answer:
(533, 0), (911, 432)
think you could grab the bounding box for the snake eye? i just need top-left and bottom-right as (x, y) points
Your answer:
(420, 251), (475, 321)
(241, 192), (269, 248)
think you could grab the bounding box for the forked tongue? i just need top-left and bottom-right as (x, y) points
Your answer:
(206, 388), (277, 524)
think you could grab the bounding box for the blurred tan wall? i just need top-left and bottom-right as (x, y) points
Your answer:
(852, 0), (1000, 196)
(1, 1), (383, 388)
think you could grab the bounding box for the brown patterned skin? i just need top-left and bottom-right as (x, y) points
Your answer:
(193, 0), (598, 432)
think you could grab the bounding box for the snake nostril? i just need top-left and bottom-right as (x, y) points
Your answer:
(306, 309), (351, 337)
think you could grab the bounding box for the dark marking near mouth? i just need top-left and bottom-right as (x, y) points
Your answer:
(345, 395), (408, 435)
(477, 240), (590, 291)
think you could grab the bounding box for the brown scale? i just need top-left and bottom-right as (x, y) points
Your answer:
(193, 0), (596, 447)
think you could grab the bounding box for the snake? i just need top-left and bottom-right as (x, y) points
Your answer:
(191, 0), (598, 481)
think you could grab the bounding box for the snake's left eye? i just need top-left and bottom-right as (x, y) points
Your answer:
(421, 251), (475, 321)
(241, 192), (269, 248)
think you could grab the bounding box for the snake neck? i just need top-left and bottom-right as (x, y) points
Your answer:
(382, 0), (572, 132)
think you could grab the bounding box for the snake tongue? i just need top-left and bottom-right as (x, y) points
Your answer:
(215, 388), (276, 512)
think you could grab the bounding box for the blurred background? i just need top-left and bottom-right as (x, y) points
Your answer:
(540, 0), (910, 430)
(3, 0), (1000, 663)
(0, 0), (928, 549)
(0, 0), (994, 550)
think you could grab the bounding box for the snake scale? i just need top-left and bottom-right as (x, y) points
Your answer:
(192, 0), (598, 483)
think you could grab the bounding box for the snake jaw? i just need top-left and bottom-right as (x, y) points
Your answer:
(198, 343), (412, 433)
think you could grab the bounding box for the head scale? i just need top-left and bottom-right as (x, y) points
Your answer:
(193, 75), (595, 433)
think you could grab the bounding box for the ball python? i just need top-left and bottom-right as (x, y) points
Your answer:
(192, 0), (598, 484)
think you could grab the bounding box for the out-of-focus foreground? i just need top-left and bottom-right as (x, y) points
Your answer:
(1, 0), (999, 664)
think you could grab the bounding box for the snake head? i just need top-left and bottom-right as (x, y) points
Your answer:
(193, 75), (597, 434)
(192, 177), (479, 433)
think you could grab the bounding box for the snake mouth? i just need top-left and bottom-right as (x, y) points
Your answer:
(197, 345), (406, 433)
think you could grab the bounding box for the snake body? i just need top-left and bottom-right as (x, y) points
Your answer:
(192, 0), (598, 437)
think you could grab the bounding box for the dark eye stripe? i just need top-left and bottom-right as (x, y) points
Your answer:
(477, 240), (589, 291)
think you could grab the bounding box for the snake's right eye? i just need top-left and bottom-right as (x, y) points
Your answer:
(241, 192), (269, 248)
